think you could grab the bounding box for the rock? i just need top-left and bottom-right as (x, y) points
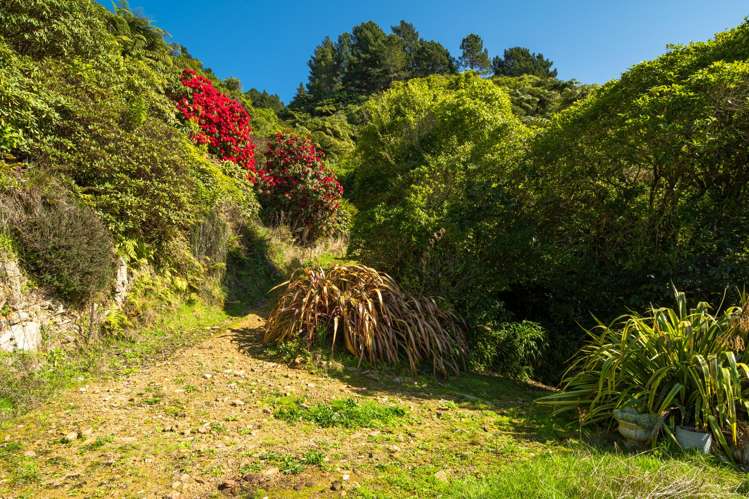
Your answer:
(203, 373), (213, 380)
(230, 399), (245, 407)
(0, 331), (14, 352)
(114, 258), (129, 306)
(217, 479), (241, 496)
(434, 470), (449, 482)
(63, 431), (79, 443)
(342, 473), (350, 481)
(330, 480), (343, 491)
(23, 450), (36, 458)
(262, 467), (279, 477)
(0, 321), (41, 352)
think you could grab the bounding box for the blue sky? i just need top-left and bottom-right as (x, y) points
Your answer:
(100, 1), (748, 102)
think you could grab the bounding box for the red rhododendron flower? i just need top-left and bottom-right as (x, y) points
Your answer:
(257, 132), (343, 242)
(175, 69), (256, 177)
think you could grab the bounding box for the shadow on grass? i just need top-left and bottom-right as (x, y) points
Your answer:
(222, 226), (284, 317)
(229, 321), (573, 444)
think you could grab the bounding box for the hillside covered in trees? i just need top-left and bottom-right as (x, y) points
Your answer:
(2, 1), (749, 496)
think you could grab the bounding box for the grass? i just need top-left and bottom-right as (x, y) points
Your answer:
(355, 448), (747, 498)
(272, 396), (406, 429)
(0, 441), (39, 486)
(251, 449), (328, 475)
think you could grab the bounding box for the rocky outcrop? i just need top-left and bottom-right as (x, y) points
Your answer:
(0, 253), (130, 353)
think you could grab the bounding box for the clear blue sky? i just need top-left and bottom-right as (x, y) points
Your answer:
(100, 0), (748, 103)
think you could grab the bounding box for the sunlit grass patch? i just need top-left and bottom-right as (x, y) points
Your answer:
(356, 447), (748, 498)
(242, 449), (327, 475)
(272, 396), (406, 429)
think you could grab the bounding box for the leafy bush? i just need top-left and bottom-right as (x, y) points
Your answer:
(538, 289), (749, 455)
(175, 69), (256, 175)
(491, 75), (596, 125)
(469, 321), (547, 379)
(348, 73), (530, 372)
(349, 23), (749, 383)
(0, 0), (268, 313)
(1, 180), (115, 304)
(521, 21), (749, 338)
(257, 132), (343, 243)
(264, 264), (467, 376)
(0, 0), (116, 59)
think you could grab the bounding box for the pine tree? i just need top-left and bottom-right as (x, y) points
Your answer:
(307, 37), (339, 99)
(492, 47), (558, 78)
(459, 33), (491, 73)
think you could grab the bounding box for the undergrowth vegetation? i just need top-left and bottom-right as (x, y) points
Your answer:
(540, 289), (749, 457)
(0, 175), (115, 304)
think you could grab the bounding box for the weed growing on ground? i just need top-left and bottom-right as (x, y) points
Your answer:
(272, 396), (406, 429)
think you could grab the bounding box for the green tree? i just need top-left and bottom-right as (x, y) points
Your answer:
(246, 88), (284, 114)
(307, 36), (339, 99)
(289, 82), (310, 109)
(413, 40), (456, 76)
(335, 33), (353, 80)
(223, 77), (242, 93)
(392, 20), (420, 74)
(344, 21), (407, 94)
(350, 74), (528, 322)
(492, 75), (594, 124)
(492, 47), (557, 78)
(459, 34), (490, 73)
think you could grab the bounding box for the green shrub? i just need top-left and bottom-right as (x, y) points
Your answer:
(538, 289), (749, 456)
(348, 74), (530, 376)
(0, 0), (116, 59)
(521, 21), (749, 340)
(1, 179), (115, 304)
(469, 321), (547, 379)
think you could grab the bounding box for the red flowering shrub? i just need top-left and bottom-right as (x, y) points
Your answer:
(176, 69), (256, 175)
(258, 132), (344, 243)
